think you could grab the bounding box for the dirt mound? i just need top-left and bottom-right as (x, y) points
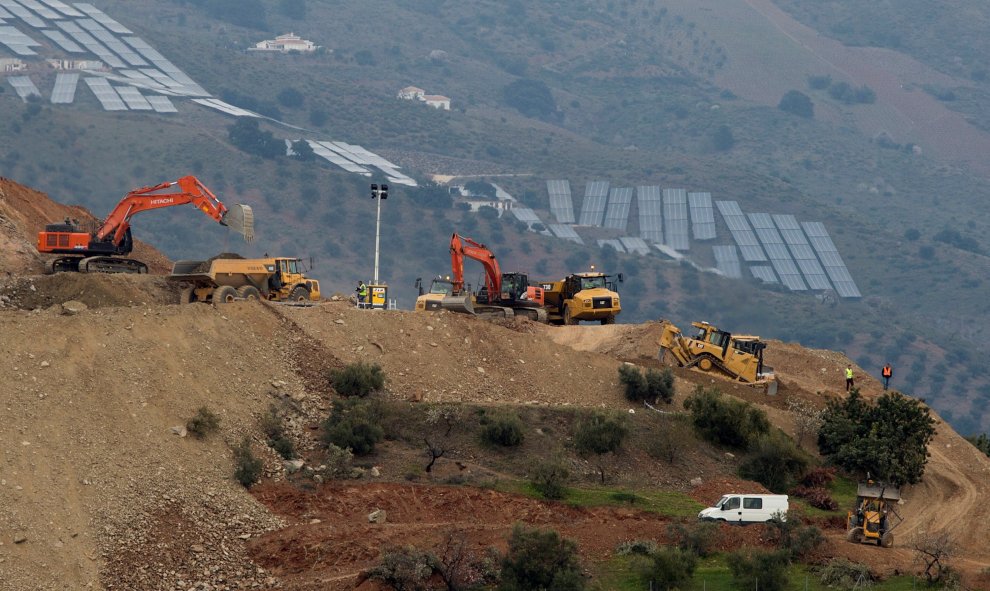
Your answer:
(280, 303), (629, 406)
(0, 301), (344, 590)
(0, 273), (181, 310)
(0, 177), (172, 276)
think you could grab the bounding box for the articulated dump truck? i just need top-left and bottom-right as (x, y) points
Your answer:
(169, 255), (320, 306)
(658, 319), (777, 395)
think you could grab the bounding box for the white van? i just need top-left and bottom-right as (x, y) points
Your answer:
(698, 494), (788, 524)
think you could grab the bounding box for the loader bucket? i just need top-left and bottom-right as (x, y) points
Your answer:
(441, 294), (475, 315)
(223, 204), (255, 242)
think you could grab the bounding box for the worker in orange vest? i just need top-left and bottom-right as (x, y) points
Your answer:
(881, 363), (893, 391)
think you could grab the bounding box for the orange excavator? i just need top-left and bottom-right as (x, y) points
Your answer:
(440, 232), (547, 322)
(37, 175), (253, 274)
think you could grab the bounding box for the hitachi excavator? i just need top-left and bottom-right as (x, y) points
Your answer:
(37, 175), (253, 274)
(440, 233), (548, 323)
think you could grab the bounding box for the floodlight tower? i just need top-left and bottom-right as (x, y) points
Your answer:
(370, 183), (388, 283)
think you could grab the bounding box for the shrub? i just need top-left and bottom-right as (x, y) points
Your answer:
(818, 389), (936, 485)
(233, 438), (263, 488)
(646, 416), (692, 463)
(499, 525), (585, 591)
(727, 549), (790, 591)
(368, 546), (436, 591)
(330, 362), (386, 397)
(645, 546), (697, 591)
(480, 411), (525, 447)
(186, 406), (220, 439)
(610, 491), (638, 504)
(820, 557), (873, 589)
(647, 368), (675, 403)
(322, 398), (384, 455)
(615, 539), (658, 556)
(766, 515), (824, 560)
(618, 365), (649, 402)
(531, 457), (569, 500)
(800, 466), (837, 488)
(738, 432), (809, 493)
(683, 386), (769, 450)
(790, 485), (838, 510)
(324, 444), (354, 478)
(260, 405), (295, 460)
(666, 521), (717, 558)
(778, 90), (814, 118)
(574, 412), (628, 483)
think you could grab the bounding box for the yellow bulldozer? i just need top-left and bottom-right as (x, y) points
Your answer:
(846, 481), (902, 548)
(414, 276), (457, 312)
(658, 319), (777, 395)
(536, 270), (622, 325)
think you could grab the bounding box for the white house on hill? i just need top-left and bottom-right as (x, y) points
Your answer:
(249, 33), (318, 53)
(423, 94), (451, 110)
(397, 86), (425, 100)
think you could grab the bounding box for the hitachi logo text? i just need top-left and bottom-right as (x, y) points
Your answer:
(150, 198), (175, 205)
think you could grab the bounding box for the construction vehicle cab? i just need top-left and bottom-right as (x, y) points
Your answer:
(658, 320), (777, 395)
(847, 482), (901, 548)
(416, 276), (464, 311)
(539, 270), (621, 325)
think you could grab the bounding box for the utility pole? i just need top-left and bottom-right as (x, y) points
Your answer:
(370, 183), (388, 283)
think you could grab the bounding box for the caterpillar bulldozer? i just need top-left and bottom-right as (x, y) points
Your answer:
(536, 269), (622, 325)
(414, 275), (458, 312)
(846, 481), (902, 548)
(168, 254), (320, 306)
(38, 175), (253, 274)
(439, 233), (548, 322)
(658, 319), (778, 395)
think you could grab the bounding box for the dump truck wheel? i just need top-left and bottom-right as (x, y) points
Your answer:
(179, 287), (198, 305)
(881, 532), (894, 548)
(601, 316), (616, 325)
(213, 285), (238, 306)
(846, 528), (864, 543)
(563, 306), (577, 325)
(290, 286), (309, 302)
(238, 286), (261, 301)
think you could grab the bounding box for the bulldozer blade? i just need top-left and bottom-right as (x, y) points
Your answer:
(441, 294), (475, 314)
(223, 204), (255, 242)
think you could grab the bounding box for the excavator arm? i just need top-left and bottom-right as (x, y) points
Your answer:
(38, 175), (253, 273)
(449, 233), (501, 298)
(96, 175), (251, 246)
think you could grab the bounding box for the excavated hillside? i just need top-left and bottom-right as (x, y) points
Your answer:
(1, 180), (989, 590)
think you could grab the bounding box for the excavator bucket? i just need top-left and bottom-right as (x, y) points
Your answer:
(441, 294), (475, 315)
(222, 204), (255, 242)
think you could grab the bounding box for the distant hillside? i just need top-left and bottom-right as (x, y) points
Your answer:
(1, 0), (989, 432)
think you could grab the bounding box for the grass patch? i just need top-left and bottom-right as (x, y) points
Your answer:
(596, 554), (924, 590)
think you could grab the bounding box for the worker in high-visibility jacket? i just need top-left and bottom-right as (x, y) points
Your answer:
(356, 281), (368, 307)
(845, 365), (854, 392)
(881, 363), (893, 391)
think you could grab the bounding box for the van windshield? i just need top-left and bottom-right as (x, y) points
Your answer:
(715, 495), (728, 508)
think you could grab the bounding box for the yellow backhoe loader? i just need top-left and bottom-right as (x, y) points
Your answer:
(846, 481), (902, 548)
(658, 319), (777, 395)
